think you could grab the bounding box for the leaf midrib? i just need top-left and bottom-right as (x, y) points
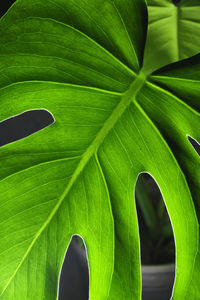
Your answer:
(148, 3), (181, 62)
(0, 72), (146, 297)
(173, 4), (180, 61)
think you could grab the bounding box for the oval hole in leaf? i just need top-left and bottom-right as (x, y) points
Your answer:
(187, 135), (200, 157)
(135, 173), (175, 299)
(0, 109), (54, 147)
(58, 235), (89, 300)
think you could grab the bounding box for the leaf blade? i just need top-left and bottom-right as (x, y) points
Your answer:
(143, 0), (200, 74)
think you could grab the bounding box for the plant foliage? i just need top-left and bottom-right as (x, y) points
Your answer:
(144, 0), (200, 73)
(0, 0), (200, 299)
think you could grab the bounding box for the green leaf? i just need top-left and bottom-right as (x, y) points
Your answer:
(0, 1), (199, 300)
(137, 55), (200, 299)
(143, 0), (200, 74)
(0, 1), (147, 299)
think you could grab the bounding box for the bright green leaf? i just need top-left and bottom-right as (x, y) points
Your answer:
(137, 55), (200, 299)
(0, 1), (147, 299)
(0, 1), (199, 300)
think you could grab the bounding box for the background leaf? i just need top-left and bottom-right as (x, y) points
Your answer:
(143, 0), (200, 74)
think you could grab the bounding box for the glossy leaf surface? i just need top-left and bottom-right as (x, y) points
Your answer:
(0, 1), (199, 300)
(143, 0), (200, 74)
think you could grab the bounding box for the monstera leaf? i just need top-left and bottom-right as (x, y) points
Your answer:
(143, 0), (200, 74)
(0, 0), (199, 299)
